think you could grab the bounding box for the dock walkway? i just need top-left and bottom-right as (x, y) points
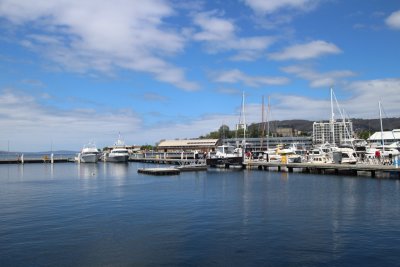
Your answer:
(245, 161), (400, 178)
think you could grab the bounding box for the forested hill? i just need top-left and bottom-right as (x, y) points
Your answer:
(200, 118), (400, 139)
(265, 118), (400, 133)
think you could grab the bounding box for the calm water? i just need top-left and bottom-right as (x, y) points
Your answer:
(1, 162), (400, 266)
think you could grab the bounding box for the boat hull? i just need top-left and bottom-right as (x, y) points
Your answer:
(80, 154), (99, 163)
(106, 155), (129, 163)
(206, 157), (243, 167)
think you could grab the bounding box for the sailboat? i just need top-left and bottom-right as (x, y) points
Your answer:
(365, 102), (400, 160)
(309, 88), (358, 164)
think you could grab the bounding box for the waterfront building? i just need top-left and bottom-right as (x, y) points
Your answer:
(223, 136), (313, 150)
(156, 139), (220, 152)
(312, 120), (353, 146)
(367, 129), (400, 145)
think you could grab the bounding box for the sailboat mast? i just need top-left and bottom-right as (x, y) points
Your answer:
(330, 87), (335, 146)
(260, 96), (265, 150)
(267, 96), (270, 150)
(242, 91), (246, 146)
(379, 101), (385, 151)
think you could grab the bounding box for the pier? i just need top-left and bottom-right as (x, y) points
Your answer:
(244, 161), (400, 178)
(0, 156), (72, 164)
(138, 168), (180, 176)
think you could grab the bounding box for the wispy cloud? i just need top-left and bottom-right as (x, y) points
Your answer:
(244, 78), (400, 122)
(192, 11), (275, 61)
(269, 40), (342, 61)
(212, 69), (289, 87)
(0, 0), (198, 91)
(0, 89), (142, 151)
(243, 0), (318, 14)
(282, 65), (356, 88)
(142, 92), (168, 102)
(385, 10), (400, 30)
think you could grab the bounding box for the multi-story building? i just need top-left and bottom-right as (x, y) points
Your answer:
(312, 120), (353, 146)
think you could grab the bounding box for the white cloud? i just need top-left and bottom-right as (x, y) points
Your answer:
(282, 65), (356, 88)
(0, 89), (142, 151)
(242, 79), (400, 123)
(269, 40), (342, 61)
(345, 79), (400, 118)
(212, 69), (289, 87)
(0, 0), (198, 91)
(243, 0), (317, 14)
(385, 10), (400, 29)
(0, 89), (238, 151)
(192, 11), (275, 61)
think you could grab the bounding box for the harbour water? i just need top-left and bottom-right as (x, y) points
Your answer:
(1, 162), (400, 266)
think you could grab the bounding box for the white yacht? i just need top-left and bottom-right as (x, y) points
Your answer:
(78, 142), (100, 163)
(106, 136), (129, 163)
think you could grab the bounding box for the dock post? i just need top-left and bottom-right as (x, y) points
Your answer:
(371, 170), (376, 178)
(278, 166), (281, 172)
(288, 167), (293, 173)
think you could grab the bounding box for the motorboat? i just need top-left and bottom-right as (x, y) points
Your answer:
(105, 136), (129, 163)
(206, 145), (243, 167)
(78, 142), (100, 163)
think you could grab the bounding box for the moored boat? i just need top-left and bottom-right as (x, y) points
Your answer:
(78, 142), (100, 163)
(105, 135), (129, 163)
(206, 145), (243, 167)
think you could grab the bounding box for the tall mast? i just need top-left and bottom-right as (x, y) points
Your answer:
(267, 96), (270, 150)
(379, 101), (385, 151)
(242, 91), (246, 145)
(330, 87), (335, 146)
(260, 95), (265, 150)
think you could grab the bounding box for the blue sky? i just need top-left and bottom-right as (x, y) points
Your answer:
(1, 0), (400, 151)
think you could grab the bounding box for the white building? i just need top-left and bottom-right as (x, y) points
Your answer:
(367, 129), (400, 145)
(312, 120), (354, 146)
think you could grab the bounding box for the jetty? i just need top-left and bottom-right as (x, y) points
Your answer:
(245, 161), (400, 178)
(0, 156), (71, 164)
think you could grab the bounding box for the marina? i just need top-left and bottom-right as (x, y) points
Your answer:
(1, 153), (400, 178)
(1, 161), (400, 266)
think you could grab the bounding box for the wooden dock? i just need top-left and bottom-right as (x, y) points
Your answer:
(0, 158), (71, 164)
(245, 161), (400, 178)
(137, 168), (181, 176)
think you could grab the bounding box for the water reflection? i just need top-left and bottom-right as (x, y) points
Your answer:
(102, 163), (129, 187)
(78, 163), (99, 179)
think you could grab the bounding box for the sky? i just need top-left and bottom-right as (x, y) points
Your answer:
(1, 0), (400, 151)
